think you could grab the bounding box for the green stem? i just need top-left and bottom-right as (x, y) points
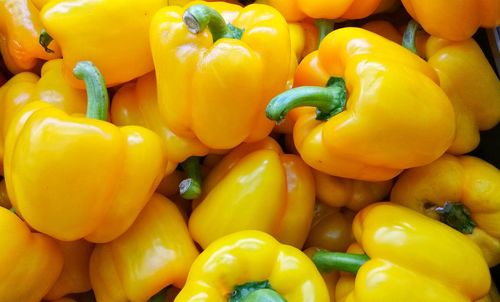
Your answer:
(266, 77), (347, 122)
(312, 250), (369, 274)
(402, 19), (420, 54)
(241, 289), (287, 302)
(39, 29), (55, 54)
(179, 156), (202, 200)
(229, 281), (285, 302)
(314, 19), (335, 46)
(183, 4), (244, 42)
(435, 202), (477, 234)
(72, 61), (109, 121)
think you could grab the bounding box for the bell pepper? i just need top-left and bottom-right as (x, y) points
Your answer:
(312, 202), (491, 302)
(400, 0), (500, 41)
(0, 206), (64, 302)
(188, 137), (315, 249)
(40, 0), (169, 88)
(90, 193), (200, 302)
(266, 27), (455, 181)
(0, 0), (61, 74)
(175, 230), (330, 301)
(391, 153), (500, 267)
(45, 240), (94, 300)
(3, 61), (166, 242)
(150, 2), (291, 150)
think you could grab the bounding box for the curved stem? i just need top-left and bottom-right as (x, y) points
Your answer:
(312, 250), (369, 274)
(39, 29), (54, 54)
(179, 156), (202, 200)
(266, 76), (346, 122)
(241, 289), (287, 302)
(402, 19), (420, 54)
(72, 61), (109, 121)
(183, 4), (243, 42)
(315, 19), (335, 46)
(435, 202), (477, 234)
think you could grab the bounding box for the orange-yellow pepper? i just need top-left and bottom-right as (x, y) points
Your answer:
(0, 206), (64, 302)
(3, 61), (166, 242)
(189, 137), (315, 249)
(175, 230), (330, 301)
(391, 154), (500, 267)
(266, 27), (455, 181)
(0, 0), (61, 73)
(90, 193), (200, 302)
(150, 1), (291, 150)
(400, 0), (500, 41)
(312, 202), (491, 302)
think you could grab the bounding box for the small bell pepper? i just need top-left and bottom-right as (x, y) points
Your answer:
(3, 61), (166, 242)
(188, 137), (315, 249)
(400, 0), (500, 41)
(40, 0), (168, 88)
(90, 193), (200, 302)
(312, 202), (491, 302)
(0, 206), (64, 302)
(175, 230), (330, 301)
(391, 153), (500, 267)
(266, 27), (455, 181)
(150, 2), (291, 150)
(0, 0), (61, 74)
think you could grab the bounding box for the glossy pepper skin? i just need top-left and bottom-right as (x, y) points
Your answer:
(266, 28), (455, 181)
(391, 154), (500, 267)
(4, 62), (166, 242)
(40, 0), (168, 88)
(175, 230), (330, 302)
(0, 0), (61, 73)
(0, 206), (64, 302)
(90, 193), (200, 302)
(189, 137), (315, 249)
(401, 0), (500, 41)
(150, 1), (291, 150)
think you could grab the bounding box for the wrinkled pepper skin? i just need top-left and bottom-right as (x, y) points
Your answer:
(175, 230), (330, 302)
(0, 207), (64, 302)
(401, 0), (500, 41)
(151, 1), (291, 150)
(0, 0), (61, 73)
(111, 72), (209, 175)
(269, 28), (455, 181)
(90, 193), (200, 302)
(40, 0), (168, 87)
(189, 137), (315, 249)
(391, 154), (500, 267)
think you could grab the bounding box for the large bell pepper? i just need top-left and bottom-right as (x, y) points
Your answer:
(150, 1), (291, 150)
(175, 230), (330, 301)
(266, 27), (455, 181)
(90, 193), (200, 302)
(188, 137), (315, 249)
(0, 0), (61, 73)
(40, 0), (168, 88)
(3, 61), (166, 242)
(0, 206), (64, 302)
(312, 202), (491, 302)
(391, 154), (500, 267)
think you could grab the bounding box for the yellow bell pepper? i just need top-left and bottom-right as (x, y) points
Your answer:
(175, 230), (330, 301)
(189, 137), (315, 249)
(150, 1), (291, 150)
(0, 0), (61, 73)
(90, 193), (200, 302)
(312, 202), (491, 302)
(3, 61), (166, 242)
(40, 0), (168, 88)
(0, 206), (63, 302)
(266, 27), (455, 181)
(391, 153), (500, 267)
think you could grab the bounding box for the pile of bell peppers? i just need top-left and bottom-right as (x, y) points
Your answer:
(0, 0), (499, 301)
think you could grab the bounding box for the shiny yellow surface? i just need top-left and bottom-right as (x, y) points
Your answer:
(189, 137), (315, 249)
(0, 207), (63, 302)
(391, 154), (500, 267)
(90, 194), (200, 302)
(175, 230), (330, 301)
(292, 28), (455, 181)
(4, 101), (166, 242)
(40, 0), (168, 87)
(151, 2), (291, 150)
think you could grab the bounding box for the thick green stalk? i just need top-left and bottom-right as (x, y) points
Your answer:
(72, 61), (109, 121)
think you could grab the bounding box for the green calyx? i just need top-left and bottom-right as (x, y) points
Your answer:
(435, 202), (477, 234)
(39, 29), (55, 54)
(229, 281), (286, 302)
